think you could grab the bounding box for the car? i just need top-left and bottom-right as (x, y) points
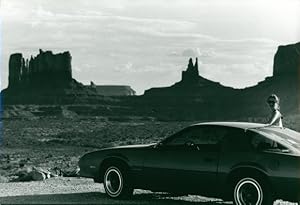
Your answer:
(78, 122), (300, 205)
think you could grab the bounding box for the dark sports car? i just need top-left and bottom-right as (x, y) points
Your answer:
(78, 122), (300, 204)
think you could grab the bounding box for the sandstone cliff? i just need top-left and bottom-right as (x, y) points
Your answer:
(2, 50), (101, 104)
(2, 49), (138, 104)
(2, 43), (299, 121)
(273, 42), (300, 77)
(142, 42), (300, 120)
(8, 49), (72, 89)
(94, 85), (136, 96)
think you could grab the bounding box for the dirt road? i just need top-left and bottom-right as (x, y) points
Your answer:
(0, 177), (230, 204)
(0, 178), (297, 205)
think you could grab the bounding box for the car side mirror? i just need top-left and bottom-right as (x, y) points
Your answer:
(185, 141), (200, 150)
(185, 141), (195, 147)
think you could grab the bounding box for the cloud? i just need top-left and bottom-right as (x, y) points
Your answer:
(73, 66), (82, 72)
(170, 48), (217, 58)
(114, 62), (134, 72)
(2, 3), (196, 35)
(199, 62), (273, 88)
(114, 62), (180, 73)
(1, 0), (295, 94)
(2, 2), (281, 46)
(181, 49), (200, 57)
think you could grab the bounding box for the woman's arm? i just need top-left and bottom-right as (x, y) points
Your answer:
(244, 111), (282, 132)
(267, 110), (281, 125)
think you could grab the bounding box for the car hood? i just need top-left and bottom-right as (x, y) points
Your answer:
(79, 143), (157, 163)
(100, 143), (156, 151)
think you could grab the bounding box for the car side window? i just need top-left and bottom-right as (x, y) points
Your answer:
(188, 126), (225, 146)
(221, 128), (252, 152)
(165, 128), (190, 145)
(250, 132), (289, 152)
(164, 126), (224, 148)
(251, 133), (274, 150)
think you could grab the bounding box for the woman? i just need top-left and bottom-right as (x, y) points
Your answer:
(245, 94), (283, 132)
(266, 94), (283, 127)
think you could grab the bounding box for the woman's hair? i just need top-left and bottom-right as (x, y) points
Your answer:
(267, 94), (280, 110)
(267, 94), (280, 104)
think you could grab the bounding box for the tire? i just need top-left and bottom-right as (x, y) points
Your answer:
(103, 165), (133, 199)
(233, 177), (274, 205)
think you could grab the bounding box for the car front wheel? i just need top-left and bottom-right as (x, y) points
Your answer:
(233, 177), (273, 205)
(103, 165), (133, 198)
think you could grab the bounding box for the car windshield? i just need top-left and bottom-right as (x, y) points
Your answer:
(256, 127), (300, 149)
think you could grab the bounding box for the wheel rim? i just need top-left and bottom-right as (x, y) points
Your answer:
(234, 178), (263, 205)
(104, 167), (123, 196)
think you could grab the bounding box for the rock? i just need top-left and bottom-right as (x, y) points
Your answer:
(94, 85), (136, 96)
(62, 167), (80, 177)
(52, 167), (63, 177)
(273, 42), (300, 77)
(143, 42), (300, 119)
(8, 53), (23, 88)
(144, 57), (232, 96)
(30, 167), (53, 181)
(12, 166), (56, 182)
(181, 57), (199, 83)
(31, 170), (46, 181)
(14, 166), (33, 182)
(1, 49), (107, 104)
(7, 49), (73, 89)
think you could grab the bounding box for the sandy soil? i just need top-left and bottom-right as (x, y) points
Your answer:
(0, 177), (297, 205)
(0, 177), (229, 204)
(0, 119), (190, 181)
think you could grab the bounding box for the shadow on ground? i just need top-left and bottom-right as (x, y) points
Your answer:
(0, 192), (229, 204)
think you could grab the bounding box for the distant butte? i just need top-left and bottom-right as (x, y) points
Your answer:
(8, 49), (73, 89)
(143, 42), (300, 118)
(1, 49), (136, 104)
(1, 43), (299, 121)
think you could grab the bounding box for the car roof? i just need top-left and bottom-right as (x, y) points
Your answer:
(192, 121), (266, 130)
(190, 122), (300, 154)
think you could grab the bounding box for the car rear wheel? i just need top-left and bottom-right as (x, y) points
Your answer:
(233, 177), (273, 205)
(103, 165), (133, 198)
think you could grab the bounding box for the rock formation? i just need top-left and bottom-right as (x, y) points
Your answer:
(2, 49), (137, 104)
(181, 58), (199, 84)
(8, 53), (23, 88)
(8, 49), (72, 89)
(93, 85), (136, 96)
(145, 57), (233, 97)
(143, 42), (300, 119)
(2, 43), (299, 121)
(2, 49), (103, 104)
(273, 42), (300, 77)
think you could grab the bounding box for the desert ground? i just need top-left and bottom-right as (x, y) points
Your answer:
(1, 116), (300, 204)
(0, 118), (190, 181)
(0, 177), (232, 204)
(0, 178), (296, 205)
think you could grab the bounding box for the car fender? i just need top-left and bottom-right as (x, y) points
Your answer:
(230, 162), (269, 176)
(102, 153), (130, 166)
(218, 162), (270, 199)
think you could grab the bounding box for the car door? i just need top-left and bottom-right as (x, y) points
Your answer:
(142, 125), (225, 195)
(217, 128), (257, 191)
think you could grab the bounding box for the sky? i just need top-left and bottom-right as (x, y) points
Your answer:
(1, 0), (299, 94)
